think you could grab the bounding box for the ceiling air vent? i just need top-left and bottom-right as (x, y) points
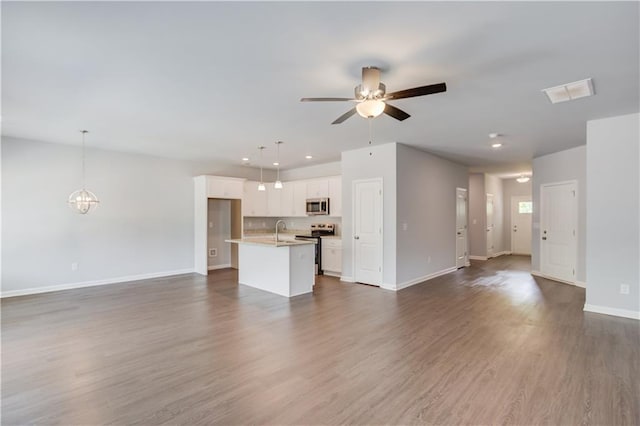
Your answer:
(542, 78), (594, 104)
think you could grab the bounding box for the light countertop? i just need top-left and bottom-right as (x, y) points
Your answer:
(226, 238), (315, 247)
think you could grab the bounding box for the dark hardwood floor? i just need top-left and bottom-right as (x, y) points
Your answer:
(2, 256), (639, 425)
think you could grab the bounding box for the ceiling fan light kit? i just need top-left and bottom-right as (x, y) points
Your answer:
(68, 130), (100, 214)
(301, 66), (446, 124)
(356, 99), (386, 118)
(516, 175), (531, 183)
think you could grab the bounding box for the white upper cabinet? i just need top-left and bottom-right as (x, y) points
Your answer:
(292, 181), (307, 217)
(327, 176), (342, 217)
(207, 176), (244, 199)
(306, 179), (329, 198)
(243, 181), (267, 217)
(240, 177), (341, 218)
(280, 183), (295, 217)
(266, 185), (282, 217)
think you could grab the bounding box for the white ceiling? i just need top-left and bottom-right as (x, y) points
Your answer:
(2, 2), (638, 172)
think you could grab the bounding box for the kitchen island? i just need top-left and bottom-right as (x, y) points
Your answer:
(225, 238), (315, 297)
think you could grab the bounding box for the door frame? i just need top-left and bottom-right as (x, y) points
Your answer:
(539, 180), (578, 285)
(456, 187), (469, 268)
(351, 177), (384, 286)
(486, 193), (494, 258)
(510, 195), (532, 255)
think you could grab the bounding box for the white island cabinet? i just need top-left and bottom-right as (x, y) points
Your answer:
(226, 239), (315, 297)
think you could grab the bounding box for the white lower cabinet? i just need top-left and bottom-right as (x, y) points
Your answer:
(321, 238), (342, 274)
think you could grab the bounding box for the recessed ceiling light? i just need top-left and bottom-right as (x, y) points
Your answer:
(516, 175), (530, 183)
(242, 157), (249, 162)
(273, 162), (279, 166)
(489, 133), (499, 138)
(491, 142), (503, 149)
(305, 155), (313, 159)
(542, 78), (594, 104)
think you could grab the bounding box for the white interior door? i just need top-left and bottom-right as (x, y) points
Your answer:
(540, 182), (577, 283)
(354, 179), (383, 286)
(511, 196), (532, 255)
(456, 188), (468, 268)
(486, 193), (494, 258)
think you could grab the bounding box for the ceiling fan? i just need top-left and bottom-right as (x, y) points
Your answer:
(300, 66), (447, 124)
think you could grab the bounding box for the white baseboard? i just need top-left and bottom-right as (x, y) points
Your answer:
(383, 267), (458, 291)
(208, 264), (232, 271)
(530, 270), (583, 287)
(584, 304), (640, 320)
(0, 268), (195, 298)
(470, 252), (511, 261)
(469, 255), (487, 261)
(340, 275), (355, 283)
(492, 251), (512, 258)
(323, 271), (341, 278)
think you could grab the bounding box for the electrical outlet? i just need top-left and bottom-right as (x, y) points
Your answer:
(209, 248), (217, 257)
(71, 262), (78, 271)
(209, 222), (213, 228)
(472, 219), (477, 225)
(620, 284), (630, 295)
(402, 222), (408, 231)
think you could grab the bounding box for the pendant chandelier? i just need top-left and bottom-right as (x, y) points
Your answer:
(274, 141), (283, 189)
(68, 130), (100, 214)
(257, 146), (266, 191)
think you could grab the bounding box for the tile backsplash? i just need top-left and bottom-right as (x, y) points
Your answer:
(243, 216), (342, 235)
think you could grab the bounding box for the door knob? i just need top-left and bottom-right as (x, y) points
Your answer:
(354, 236), (360, 240)
(457, 232), (462, 235)
(542, 237), (547, 240)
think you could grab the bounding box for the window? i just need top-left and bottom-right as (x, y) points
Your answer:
(518, 201), (533, 214)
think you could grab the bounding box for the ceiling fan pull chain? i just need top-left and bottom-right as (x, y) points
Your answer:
(369, 117), (373, 145)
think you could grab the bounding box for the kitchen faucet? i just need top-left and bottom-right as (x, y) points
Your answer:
(275, 220), (286, 242)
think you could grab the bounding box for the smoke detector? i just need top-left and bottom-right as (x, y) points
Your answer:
(542, 78), (594, 104)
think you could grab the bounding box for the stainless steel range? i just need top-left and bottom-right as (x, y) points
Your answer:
(295, 224), (335, 275)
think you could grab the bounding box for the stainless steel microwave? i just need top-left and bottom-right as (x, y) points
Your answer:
(306, 198), (330, 216)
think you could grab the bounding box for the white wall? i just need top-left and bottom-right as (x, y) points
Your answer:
(531, 145), (587, 282)
(341, 143), (397, 285)
(468, 173), (486, 257)
(396, 144), (468, 286)
(502, 178), (533, 251)
(1, 137), (268, 295)
(485, 174), (505, 254)
(207, 199), (231, 268)
(279, 161), (341, 181)
(585, 113), (639, 318)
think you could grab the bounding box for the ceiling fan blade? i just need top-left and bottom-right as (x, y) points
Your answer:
(383, 104), (411, 121)
(331, 108), (357, 125)
(385, 82), (447, 100)
(300, 97), (355, 102)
